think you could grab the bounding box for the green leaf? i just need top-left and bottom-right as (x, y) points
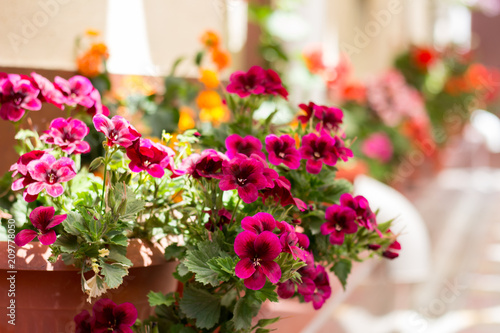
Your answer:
(179, 286), (221, 330)
(232, 295), (261, 331)
(164, 244), (186, 261)
(206, 257), (236, 282)
(52, 234), (78, 253)
(107, 245), (132, 267)
(257, 317), (280, 328)
(332, 259), (352, 290)
(109, 234), (128, 247)
(63, 212), (86, 236)
(100, 263), (128, 289)
(184, 241), (227, 286)
(147, 291), (176, 307)
(195, 51), (204, 67)
(255, 329), (272, 333)
(251, 282), (279, 303)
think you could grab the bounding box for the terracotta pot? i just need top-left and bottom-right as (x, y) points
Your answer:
(0, 239), (177, 333)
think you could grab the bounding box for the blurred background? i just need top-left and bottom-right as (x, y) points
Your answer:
(2, 0), (500, 332)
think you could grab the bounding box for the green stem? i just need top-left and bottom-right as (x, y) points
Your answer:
(100, 148), (109, 211)
(229, 197), (241, 225)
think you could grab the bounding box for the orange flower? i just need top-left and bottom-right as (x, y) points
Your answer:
(90, 43), (109, 58)
(178, 107), (196, 132)
(211, 48), (231, 71)
(200, 30), (220, 49)
(77, 52), (103, 78)
(171, 190), (184, 203)
(199, 105), (230, 125)
(196, 90), (222, 109)
(303, 47), (325, 75)
(199, 68), (220, 89)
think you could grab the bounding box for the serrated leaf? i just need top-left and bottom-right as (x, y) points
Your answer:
(251, 282), (279, 303)
(332, 259), (352, 290)
(164, 243), (186, 261)
(206, 257), (236, 282)
(109, 234), (128, 247)
(184, 241), (227, 286)
(52, 234), (78, 253)
(179, 286), (221, 330)
(101, 263), (128, 289)
(232, 295), (261, 331)
(107, 245), (132, 267)
(148, 291), (176, 307)
(63, 212), (86, 236)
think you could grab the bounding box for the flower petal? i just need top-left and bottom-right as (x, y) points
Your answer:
(235, 258), (256, 279)
(259, 260), (281, 284)
(234, 231), (257, 258)
(254, 231), (281, 261)
(46, 214), (67, 229)
(147, 164), (165, 178)
(244, 269), (267, 290)
(45, 184), (64, 197)
(29, 206), (55, 230)
(14, 229), (37, 246)
(38, 230), (57, 245)
(113, 302), (138, 326)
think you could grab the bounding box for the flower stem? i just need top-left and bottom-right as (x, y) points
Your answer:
(100, 148), (109, 211)
(229, 197), (241, 225)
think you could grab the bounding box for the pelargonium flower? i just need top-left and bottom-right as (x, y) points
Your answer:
(54, 75), (94, 108)
(314, 105), (343, 132)
(360, 132), (393, 163)
(219, 155), (269, 203)
(302, 264), (332, 309)
(40, 117), (90, 154)
(262, 68), (288, 99)
(234, 231), (282, 290)
(92, 299), (138, 333)
(226, 66), (267, 98)
(126, 139), (183, 178)
(321, 205), (358, 245)
(332, 135), (353, 162)
(225, 134), (265, 160)
(31, 72), (66, 109)
(93, 114), (141, 148)
(87, 88), (110, 116)
(204, 208), (232, 231)
(279, 224), (309, 261)
(340, 193), (377, 230)
(74, 309), (93, 333)
(26, 154), (76, 198)
(299, 132), (339, 174)
(259, 176), (307, 211)
(241, 212), (277, 234)
(14, 206), (66, 246)
(182, 149), (227, 180)
(10, 150), (50, 202)
(0, 74), (41, 121)
(265, 134), (300, 169)
(297, 102), (317, 124)
(383, 239), (401, 259)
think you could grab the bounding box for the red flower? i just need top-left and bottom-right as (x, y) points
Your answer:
(411, 47), (438, 71)
(313, 105), (343, 132)
(14, 206), (66, 246)
(297, 102), (316, 124)
(299, 132), (339, 174)
(226, 66), (267, 98)
(92, 299), (138, 333)
(225, 134), (265, 160)
(126, 139), (182, 178)
(320, 205), (358, 245)
(265, 134), (301, 169)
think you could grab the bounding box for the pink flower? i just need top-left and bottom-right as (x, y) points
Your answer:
(54, 75), (94, 108)
(302, 265), (332, 310)
(204, 208), (232, 231)
(93, 114), (141, 148)
(299, 132), (339, 174)
(92, 299), (138, 333)
(226, 66), (267, 98)
(383, 240), (401, 259)
(262, 69), (288, 99)
(234, 231), (282, 290)
(26, 154), (76, 198)
(30, 72), (66, 109)
(332, 135), (353, 162)
(10, 150), (50, 202)
(86, 88), (110, 116)
(225, 134), (265, 160)
(279, 223), (309, 261)
(265, 134), (300, 169)
(14, 206), (66, 246)
(241, 212), (277, 234)
(314, 105), (343, 132)
(297, 102), (316, 124)
(219, 155), (269, 203)
(126, 139), (182, 178)
(259, 176), (307, 211)
(181, 149), (227, 180)
(0, 74), (41, 121)
(321, 205), (358, 245)
(40, 117), (90, 154)
(340, 193), (377, 231)
(361, 132), (394, 163)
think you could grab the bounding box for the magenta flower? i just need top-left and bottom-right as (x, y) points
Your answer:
(226, 66), (267, 98)
(262, 69), (288, 99)
(340, 193), (377, 230)
(14, 206), (66, 246)
(279, 229), (309, 261)
(332, 135), (353, 162)
(259, 176), (307, 211)
(126, 139), (182, 178)
(314, 105), (343, 132)
(219, 155), (269, 203)
(204, 208), (232, 232)
(360, 132), (394, 163)
(182, 149), (227, 180)
(0, 74), (41, 121)
(383, 239), (401, 259)
(31, 72), (66, 109)
(302, 265), (332, 310)
(234, 231), (282, 290)
(299, 132), (338, 174)
(40, 117), (90, 154)
(93, 114), (141, 148)
(92, 299), (138, 333)
(241, 212), (277, 234)
(321, 205), (358, 245)
(87, 88), (110, 116)
(10, 150), (50, 202)
(74, 309), (93, 333)
(26, 154), (76, 198)
(225, 134), (265, 160)
(277, 279), (296, 299)
(297, 102), (317, 124)
(265, 134), (300, 169)
(54, 75), (94, 108)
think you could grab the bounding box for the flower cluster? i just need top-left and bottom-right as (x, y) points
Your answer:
(74, 299), (137, 333)
(226, 65), (288, 99)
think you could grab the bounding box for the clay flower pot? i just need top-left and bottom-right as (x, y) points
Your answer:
(0, 239), (177, 333)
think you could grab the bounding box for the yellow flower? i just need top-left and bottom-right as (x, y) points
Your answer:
(196, 90), (222, 109)
(199, 105), (230, 125)
(85, 29), (100, 37)
(178, 107), (196, 132)
(98, 249), (110, 257)
(199, 69), (220, 89)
